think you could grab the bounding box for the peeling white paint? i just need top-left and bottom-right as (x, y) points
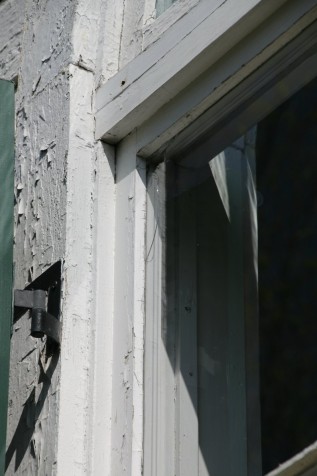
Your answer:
(131, 157), (146, 476)
(0, 0), (26, 82)
(1, 0), (146, 470)
(56, 63), (96, 475)
(0, 0), (262, 474)
(2, 1), (73, 474)
(90, 142), (116, 476)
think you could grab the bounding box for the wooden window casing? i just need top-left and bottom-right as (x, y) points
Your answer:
(95, 1), (317, 474)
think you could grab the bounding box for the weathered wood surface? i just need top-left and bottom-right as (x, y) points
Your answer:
(96, 0), (317, 158)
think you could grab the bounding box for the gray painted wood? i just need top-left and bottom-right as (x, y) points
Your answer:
(176, 182), (199, 475)
(173, 134), (260, 475)
(194, 166), (231, 476)
(145, 162), (177, 475)
(96, 0), (317, 147)
(243, 129), (262, 474)
(225, 146), (249, 476)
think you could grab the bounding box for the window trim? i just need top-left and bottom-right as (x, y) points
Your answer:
(163, 20), (317, 163)
(96, 0), (316, 146)
(140, 12), (317, 476)
(102, 1), (317, 474)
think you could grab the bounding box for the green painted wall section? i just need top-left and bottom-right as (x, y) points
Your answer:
(0, 79), (14, 476)
(155, 0), (176, 16)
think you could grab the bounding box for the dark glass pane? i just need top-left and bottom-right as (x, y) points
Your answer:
(257, 77), (317, 474)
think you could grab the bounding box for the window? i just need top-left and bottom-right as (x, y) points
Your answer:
(145, 76), (317, 476)
(95, 1), (317, 474)
(145, 128), (260, 476)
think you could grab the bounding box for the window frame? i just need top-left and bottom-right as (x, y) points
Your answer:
(96, 0), (317, 148)
(97, 1), (317, 474)
(145, 130), (261, 476)
(145, 76), (317, 475)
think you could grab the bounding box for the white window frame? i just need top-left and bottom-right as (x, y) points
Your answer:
(144, 130), (260, 476)
(96, 0), (317, 147)
(94, 1), (317, 474)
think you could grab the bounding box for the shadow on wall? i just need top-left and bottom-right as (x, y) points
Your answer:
(5, 347), (59, 472)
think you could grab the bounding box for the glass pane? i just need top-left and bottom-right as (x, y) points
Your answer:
(156, 0), (177, 16)
(147, 73), (317, 476)
(258, 77), (317, 474)
(164, 135), (259, 475)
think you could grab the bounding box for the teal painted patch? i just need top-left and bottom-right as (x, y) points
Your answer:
(155, 0), (177, 16)
(0, 79), (14, 476)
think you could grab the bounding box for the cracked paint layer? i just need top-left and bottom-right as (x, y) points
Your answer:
(1, 0), (147, 474)
(1, 1), (73, 474)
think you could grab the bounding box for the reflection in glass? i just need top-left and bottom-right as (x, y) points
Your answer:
(156, 0), (177, 16)
(165, 131), (259, 475)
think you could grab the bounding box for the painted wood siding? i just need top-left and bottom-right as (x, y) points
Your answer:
(0, 79), (14, 475)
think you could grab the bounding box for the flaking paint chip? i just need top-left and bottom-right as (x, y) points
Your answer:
(18, 200), (25, 216)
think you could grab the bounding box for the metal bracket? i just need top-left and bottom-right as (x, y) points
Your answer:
(14, 261), (61, 345)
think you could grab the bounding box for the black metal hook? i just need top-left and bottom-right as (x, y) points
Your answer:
(13, 261), (61, 345)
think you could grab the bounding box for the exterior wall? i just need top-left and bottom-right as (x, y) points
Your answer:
(0, 0), (150, 472)
(2, 0), (314, 475)
(1, 1), (72, 473)
(0, 0), (109, 474)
